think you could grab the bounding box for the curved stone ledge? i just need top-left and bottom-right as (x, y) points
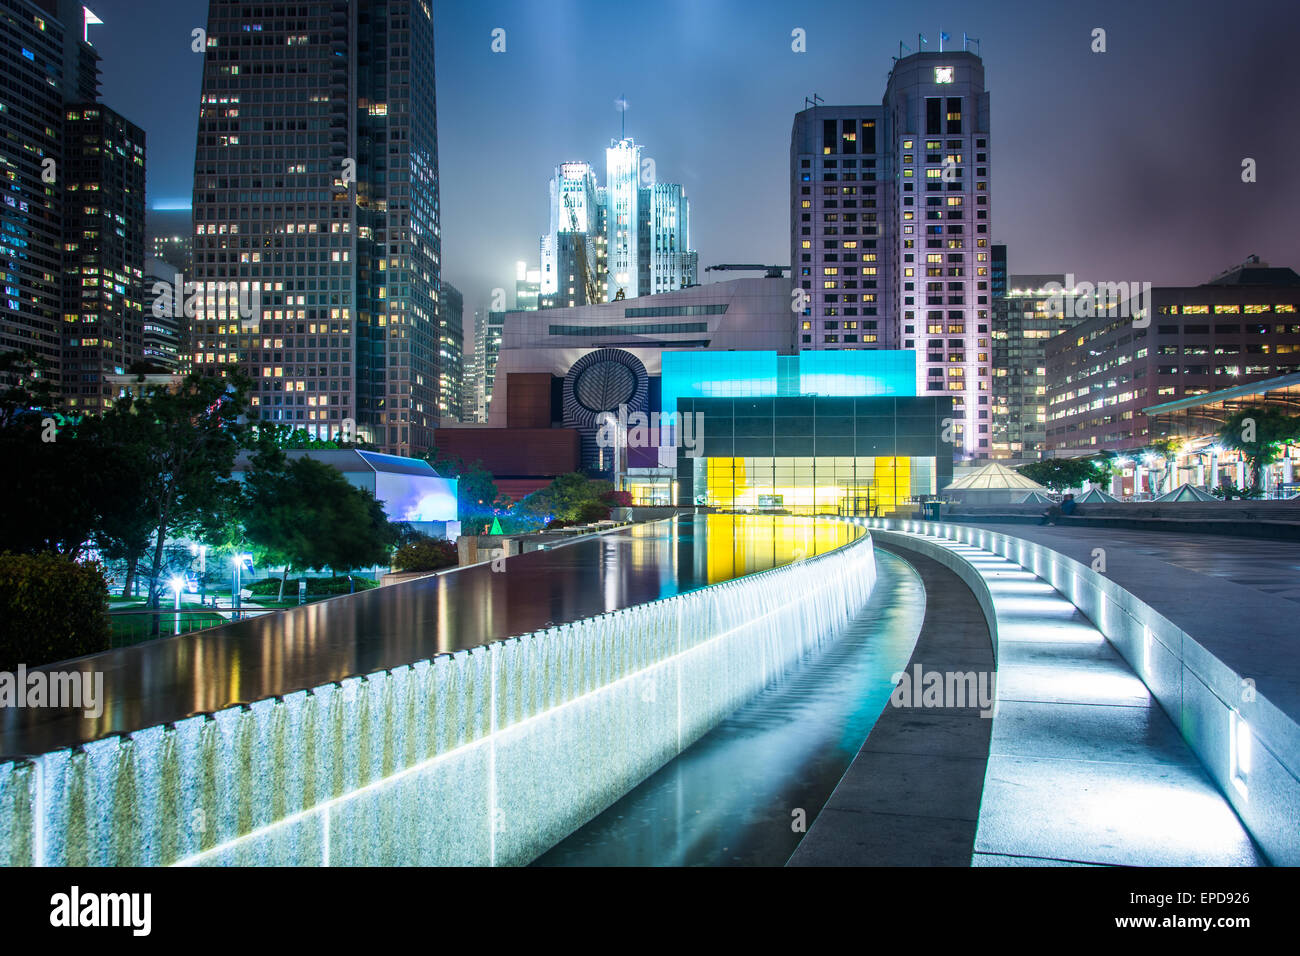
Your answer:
(0, 523), (876, 867)
(863, 518), (1298, 866)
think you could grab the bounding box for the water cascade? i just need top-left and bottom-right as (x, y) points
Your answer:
(0, 522), (876, 866)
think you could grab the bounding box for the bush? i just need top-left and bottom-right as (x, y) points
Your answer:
(577, 501), (611, 522)
(392, 537), (458, 573)
(246, 575), (378, 597)
(0, 553), (110, 670)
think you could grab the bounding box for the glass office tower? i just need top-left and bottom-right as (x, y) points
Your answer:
(191, 0), (441, 454)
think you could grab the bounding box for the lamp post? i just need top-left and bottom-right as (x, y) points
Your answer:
(170, 574), (185, 635)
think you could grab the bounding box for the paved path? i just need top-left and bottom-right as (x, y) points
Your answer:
(875, 527), (1264, 866)
(788, 544), (994, 866)
(966, 525), (1300, 730)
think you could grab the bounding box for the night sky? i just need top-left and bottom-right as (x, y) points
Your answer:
(85, 0), (1299, 324)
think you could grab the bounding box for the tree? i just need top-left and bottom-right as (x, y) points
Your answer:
(104, 374), (250, 625)
(1218, 406), (1300, 491)
(242, 450), (398, 588)
(0, 351), (102, 558)
(1016, 456), (1108, 492)
(425, 449), (510, 528)
(515, 473), (616, 525)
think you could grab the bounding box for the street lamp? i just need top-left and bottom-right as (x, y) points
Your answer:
(170, 574), (185, 636)
(190, 543), (207, 606)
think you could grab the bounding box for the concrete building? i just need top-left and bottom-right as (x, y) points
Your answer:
(791, 49), (993, 459)
(1045, 259), (1300, 456)
(190, 0), (441, 455)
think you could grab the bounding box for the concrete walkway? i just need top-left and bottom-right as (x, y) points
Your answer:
(788, 545), (993, 866)
(874, 527), (1263, 866)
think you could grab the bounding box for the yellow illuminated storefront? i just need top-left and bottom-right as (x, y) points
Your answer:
(700, 455), (931, 516)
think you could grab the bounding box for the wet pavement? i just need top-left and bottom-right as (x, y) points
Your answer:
(0, 515), (860, 762)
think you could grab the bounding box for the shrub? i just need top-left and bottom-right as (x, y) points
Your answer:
(0, 552), (110, 670)
(577, 501), (611, 523)
(246, 575), (378, 597)
(392, 537), (458, 573)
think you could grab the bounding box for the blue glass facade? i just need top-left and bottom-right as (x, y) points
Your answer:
(659, 350), (915, 416)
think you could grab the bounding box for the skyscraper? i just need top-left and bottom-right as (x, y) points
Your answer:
(191, 0), (440, 455)
(1, 0), (147, 408)
(540, 161), (600, 308)
(62, 105), (146, 411)
(437, 282), (463, 422)
(791, 49), (993, 458)
(604, 138), (641, 301)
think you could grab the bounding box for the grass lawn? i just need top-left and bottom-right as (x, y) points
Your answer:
(109, 608), (228, 646)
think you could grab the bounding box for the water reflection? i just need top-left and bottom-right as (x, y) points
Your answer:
(534, 549), (923, 867)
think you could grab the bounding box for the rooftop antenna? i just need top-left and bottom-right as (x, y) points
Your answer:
(804, 92), (824, 110)
(615, 94), (628, 140)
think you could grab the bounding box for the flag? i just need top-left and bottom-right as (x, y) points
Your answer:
(940, 32), (950, 42)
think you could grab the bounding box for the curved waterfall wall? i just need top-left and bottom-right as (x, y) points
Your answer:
(0, 528), (876, 867)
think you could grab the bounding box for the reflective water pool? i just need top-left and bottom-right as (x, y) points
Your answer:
(534, 547), (924, 866)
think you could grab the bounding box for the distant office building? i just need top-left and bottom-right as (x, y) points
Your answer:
(483, 310), (504, 416)
(605, 139), (641, 301)
(191, 0), (441, 455)
(0, 0), (150, 407)
(533, 140), (695, 308)
(1045, 258), (1300, 456)
(143, 258), (184, 372)
(991, 268), (1083, 461)
(461, 308), (484, 423)
(541, 162), (601, 308)
(514, 261), (540, 311)
(61, 104), (147, 412)
(438, 283), (464, 423)
(150, 235), (191, 275)
(791, 49), (993, 458)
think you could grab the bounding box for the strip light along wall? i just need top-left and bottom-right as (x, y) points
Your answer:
(0, 523), (876, 867)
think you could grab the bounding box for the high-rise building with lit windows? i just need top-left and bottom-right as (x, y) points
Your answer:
(1, 0), (148, 407)
(991, 267), (1073, 461)
(437, 282), (462, 422)
(791, 49), (993, 458)
(62, 104), (146, 410)
(191, 0), (440, 455)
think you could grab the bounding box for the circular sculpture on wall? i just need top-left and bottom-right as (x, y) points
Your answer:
(563, 349), (650, 469)
(563, 348), (650, 430)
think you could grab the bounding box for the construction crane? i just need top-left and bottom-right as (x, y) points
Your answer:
(705, 264), (791, 278)
(563, 194), (603, 305)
